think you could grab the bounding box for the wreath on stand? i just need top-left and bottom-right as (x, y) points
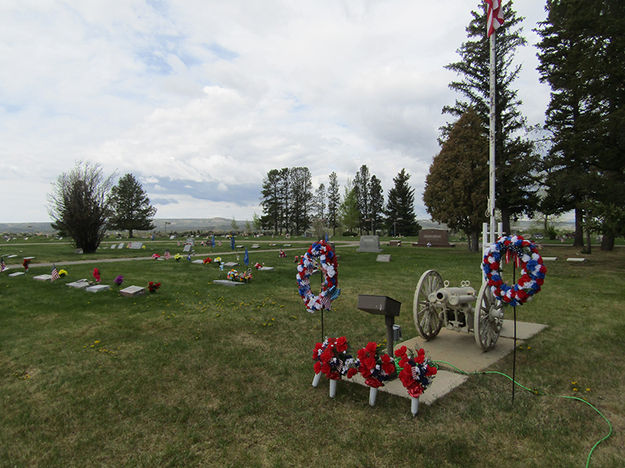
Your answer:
(296, 240), (340, 313)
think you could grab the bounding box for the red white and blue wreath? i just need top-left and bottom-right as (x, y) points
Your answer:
(297, 240), (340, 313)
(482, 235), (547, 306)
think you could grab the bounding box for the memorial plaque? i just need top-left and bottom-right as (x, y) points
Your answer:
(357, 295), (401, 316)
(416, 229), (453, 247)
(33, 274), (53, 281)
(213, 280), (245, 286)
(86, 284), (111, 293)
(129, 242), (143, 249)
(223, 262), (238, 267)
(357, 235), (382, 253)
(8, 272), (25, 277)
(120, 285), (146, 297)
(182, 244), (192, 253)
(117, 242), (125, 249)
(67, 280), (89, 289)
(376, 254), (391, 263)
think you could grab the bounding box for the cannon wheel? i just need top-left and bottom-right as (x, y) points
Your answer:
(413, 270), (444, 340)
(474, 282), (504, 351)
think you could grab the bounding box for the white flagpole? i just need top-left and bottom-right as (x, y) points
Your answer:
(488, 31), (496, 244)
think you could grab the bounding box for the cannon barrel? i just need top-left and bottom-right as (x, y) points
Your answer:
(429, 286), (475, 305)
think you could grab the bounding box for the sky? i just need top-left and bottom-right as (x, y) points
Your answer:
(0, 0), (551, 223)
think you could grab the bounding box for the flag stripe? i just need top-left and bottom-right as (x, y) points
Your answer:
(485, 0), (504, 37)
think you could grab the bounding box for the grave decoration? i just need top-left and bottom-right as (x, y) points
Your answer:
(254, 262), (263, 270)
(58, 269), (68, 277)
(394, 345), (438, 399)
(482, 235), (547, 307)
(203, 257), (212, 264)
(22, 258), (31, 272)
(279, 249), (287, 258)
(114, 275), (124, 286)
(296, 240), (340, 313)
(214, 256), (222, 265)
(312, 337), (358, 398)
(357, 342), (396, 389)
(92, 268), (101, 283)
(174, 253), (182, 262)
(152, 253), (160, 260)
(164, 251), (171, 260)
(294, 255), (299, 263)
(147, 281), (161, 293)
(227, 269), (252, 283)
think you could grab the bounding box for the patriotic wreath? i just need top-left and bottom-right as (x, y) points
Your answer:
(482, 235), (547, 306)
(296, 240), (340, 313)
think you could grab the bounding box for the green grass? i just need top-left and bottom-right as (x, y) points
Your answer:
(0, 240), (623, 467)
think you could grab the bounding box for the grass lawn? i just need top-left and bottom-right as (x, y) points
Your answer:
(0, 239), (623, 467)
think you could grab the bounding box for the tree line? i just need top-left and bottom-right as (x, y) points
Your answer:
(48, 162), (157, 253)
(259, 166), (421, 237)
(423, 0), (624, 252)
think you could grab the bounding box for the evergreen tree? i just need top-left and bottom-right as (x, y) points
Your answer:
(339, 181), (360, 234)
(443, 0), (538, 234)
(327, 172), (341, 236)
(48, 162), (113, 253)
(385, 169), (421, 236)
(260, 169), (282, 233)
(288, 167), (313, 235)
(108, 173), (156, 238)
(313, 183), (326, 223)
(368, 175), (385, 234)
(423, 108), (488, 251)
(353, 165), (371, 234)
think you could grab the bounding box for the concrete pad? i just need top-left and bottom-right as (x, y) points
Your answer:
(500, 320), (548, 340)
(212, 279), (245, 286)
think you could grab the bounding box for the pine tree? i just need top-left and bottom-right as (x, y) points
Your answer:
(353, 165), (371, 234)
(260, 169), (282, 233)
(108, 173), (156, 238)
(443, 0), (538, 234)
(423, 108), (488, 251)
(368, 175), (384, 234)
(385, 169), (421, 236)
(288, 167), (313, 235)
(339, 181), (360, 234)
(327, 172), (341, 236)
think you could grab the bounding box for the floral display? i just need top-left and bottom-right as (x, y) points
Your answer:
(58, 269), (68, 277)
(296, 240), (340, 313)
(394, 346), (438, 398)
(214, 256), (222, 264)
(279, 250), (286, 258)
(227, 269), (252, 282)
(483, 235), (547, 306)
(152, 253), (160, 260)
(203, 257), (212, 264)
(114, 275), (124, 286)
(93, 268), (101, 283)
(148, 281), (161, 293)
(356, 342), (396, 388)
(254, 262), (263, 269)
(312, 337), (358, 380)
(174, 253), (182, 262)
(22, 258), (31, 271)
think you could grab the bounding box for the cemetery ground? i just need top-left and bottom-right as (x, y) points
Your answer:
(0, 238), (623, 466)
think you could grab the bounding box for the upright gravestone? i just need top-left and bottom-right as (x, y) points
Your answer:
(357, 235), (382, 253)
(186, 238), (195, 246)
(415, 229), (453, 247)
(183, 244), (192, 253)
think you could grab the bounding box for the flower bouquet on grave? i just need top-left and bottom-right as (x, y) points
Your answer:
(203, 257), (212, 264)
(312, 337), (358, 398)
(356, 342), (397, 406)
(226, 269), (252, 283)
(92, 268), (101, 283)
(22, 258), (31, 272)
(58, 269), (68, 278)
(254, 262), (263, 270)
(214, 256), (222, 265)
(114, 275), (124, 287)
(147, 281), (161, 293)
(174, 253), (182, 262)
(152, 253), (160, 260)
(394, 345), (438, 416)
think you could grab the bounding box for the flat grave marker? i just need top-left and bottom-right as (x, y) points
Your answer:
(259, 266), (274, 271)
(8, 272), (25, 277)
(110, 245), (116, 249)
(117, 242), (125, 249)
(86, 284), (111, 293)
(191, 259), (204, 264)
(566, 257), (587, 263)
(182, 244), (192, 253)
(213, 279), (245, 286)
(120, 285), (146, 297)
(33, 274), (53, 281)
(223, 262), (238, 267)
(542, 256), (558, 261)
(67, 280), (90, 289)
(376, 254), (391, 262)
(129, 242), (143, 250)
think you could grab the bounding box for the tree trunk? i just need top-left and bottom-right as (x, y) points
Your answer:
(583, 228), (592, 254)
(129, 229), (134, 238)
(574, 206), (584, 247)
(601, 232), (614, 251)
(466, 231), (479, 252)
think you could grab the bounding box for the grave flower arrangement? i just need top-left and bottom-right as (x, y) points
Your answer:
(214, 256), (222, 265)
(356, 342), (396, 388)
(114, 275), (124, 286)
(148, 281), (161, 293)
(58, 269), (68, 277)
(152, 253), (160, 260)
(174, 253), (182, 262)
(22, 258), (31, 271)
(312, 337), (358, 380)
(227, 269), (252, 282)
(93, 268), (101, 283)
(203, 257), (212, 264)
(254, 262), (263, 269)
(394, 345), (438, 398)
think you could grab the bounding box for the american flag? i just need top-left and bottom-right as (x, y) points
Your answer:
(0, 257), (6, 272)
(485, 0), (504, 37)
(51, 264), (60, 281)
(164, 250), (171, 260)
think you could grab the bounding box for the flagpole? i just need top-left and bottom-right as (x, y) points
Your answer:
(489, 30), (496, 243)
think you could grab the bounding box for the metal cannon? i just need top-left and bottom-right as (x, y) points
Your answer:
(413, 270), (504, 351)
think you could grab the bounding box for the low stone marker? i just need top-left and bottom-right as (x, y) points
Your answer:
(110, 244), (116, 249)
(86, 284), (111, 293)
(542, 256), (558, 261)
(389, 240), (401, 247)
(183, 244), (192, 253)
(259, 266), (274, 271)
(376, 254), (391, 262)
(186, 238), (195, 246)
(117, 242), (125, 249)
(223, 262), (238, 267)
(357, 235), (382, 253)
(566, 257), (587, 263)
(129, 242), (143, 249)
(67, 280), (90, 289)
(33, 274), (53, 281)
(120, 285), (146, 297)
(213, 279), (245, 286)
(8, 272), (24, 277)
(251, 244), (260, 249)
(75, 249), (83, 254)
(7, 254), (17, 258)
(415, 229), (453, 247)
(191, 259), (203, 264)
(169, 235), (175, 240)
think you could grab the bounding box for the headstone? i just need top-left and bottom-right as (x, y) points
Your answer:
(376, 254), (391, 263)
(169, 235), (175, 240)
(186, 238), (195, 246)
(119, 285), (146, 297)
(251, 244), (260, 249)
(389, 240), (401, 247)
(67, 280), (90, 288)
(542, 256), (558, 261)
(129, 242), (143, 249)
(357, 235), (382, 253)
(213, 279), (245, 286)
(183, 244), (192, 253)
(566, 258), (587, 263)
(191, 259), (204, 264)
(8, 272), (25, 277)
(33, 274), (53, 281)
(259, 266), (274, 271)
(7, 254), (17, 258)
(415, 229), (453, 247)
(110, 244), (116, 249)
(85, 284), (111, 293)
(117, 242), (125, 249)
(223, 262), (238, 267)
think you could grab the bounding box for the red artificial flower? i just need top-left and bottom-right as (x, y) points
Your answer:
(314, 361), (322, 374)
(335, 336), (348, 353)
(93, 268), (101, 282)
(365, 377), (383, 388)
(381, 354), (396, 375)
(346, 367), (357, 379)
(394, 345), (407, 358)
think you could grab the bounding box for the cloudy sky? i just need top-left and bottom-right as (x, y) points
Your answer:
(0, 0), (550, 223)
